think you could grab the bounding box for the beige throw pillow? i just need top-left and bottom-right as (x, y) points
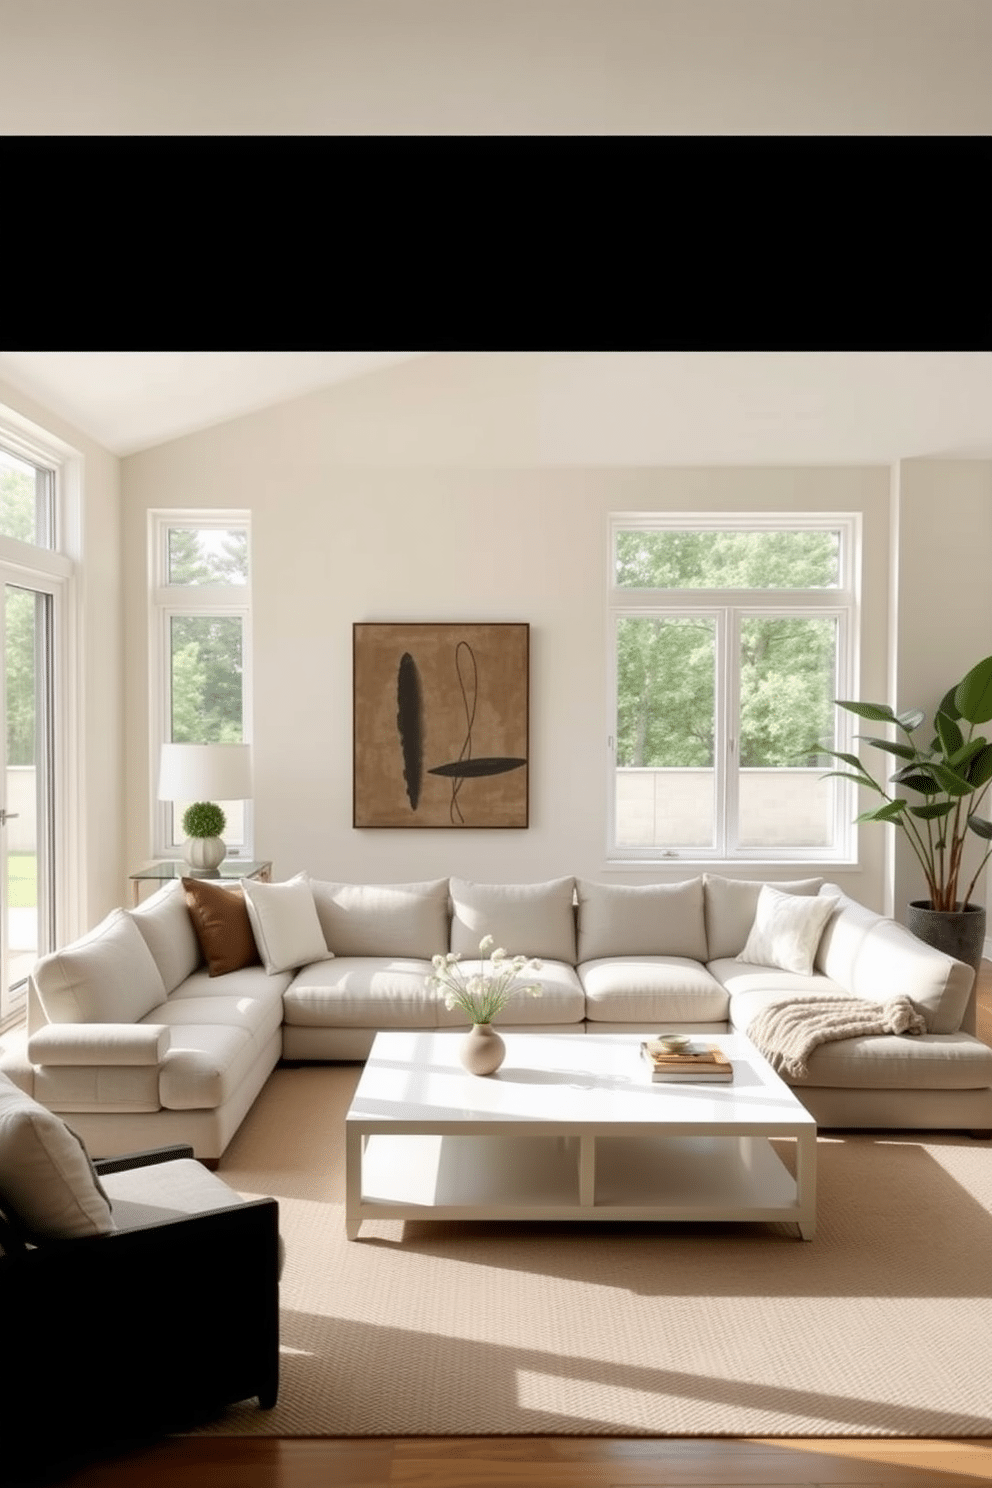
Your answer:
(241, 872), (333, 975)
(737, 884), (837, 977)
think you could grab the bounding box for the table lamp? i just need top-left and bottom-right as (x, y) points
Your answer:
(157, 742), (253, 873)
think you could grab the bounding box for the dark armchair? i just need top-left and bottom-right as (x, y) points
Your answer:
(1, 1133), (280, 1475)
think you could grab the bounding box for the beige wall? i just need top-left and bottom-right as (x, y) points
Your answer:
(890, 460), (992, 920)
(0, 377), (122, 934)
(121, 355), (896, 908)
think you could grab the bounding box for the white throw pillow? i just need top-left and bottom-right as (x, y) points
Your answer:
(737, 884), (837, 976)
(0, 1072), (115, 1240)
(241, 872), (333, 975)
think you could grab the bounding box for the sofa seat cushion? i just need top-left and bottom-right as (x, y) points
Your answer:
(158, 1024), (258, 1110)
(311, 878), (450, 959)
(435, 960), (585, 1027)
(774, 1031), (992, 1090)
(579, 957), (729, 1024)
(284, 957), (440, 1029)
(576, 878), (707, 962)
(712, 956), (848, 1008)
(166, 964), (292, 1006)
(144, 992), (284, 1046)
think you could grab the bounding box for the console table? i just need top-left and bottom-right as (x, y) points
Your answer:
(129, 859), (272, 905)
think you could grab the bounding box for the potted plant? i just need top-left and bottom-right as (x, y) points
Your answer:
(822, 653), (992, 970)
(181, 800), (228, 874)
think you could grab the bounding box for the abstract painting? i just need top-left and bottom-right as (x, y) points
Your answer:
(353, 622), (529, 828)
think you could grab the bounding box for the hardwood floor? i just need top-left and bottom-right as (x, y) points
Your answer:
(28, 970), (992, 1488)
(20, 1435), (992, 1488)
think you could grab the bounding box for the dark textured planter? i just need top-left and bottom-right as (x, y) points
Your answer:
(905, 900), (987, 975)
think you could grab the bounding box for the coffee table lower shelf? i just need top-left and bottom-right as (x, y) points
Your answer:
(346, 1130), (815, 1239)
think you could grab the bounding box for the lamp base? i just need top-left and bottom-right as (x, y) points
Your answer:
(183, 836), (227, 873)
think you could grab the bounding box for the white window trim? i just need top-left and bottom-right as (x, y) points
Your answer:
(148, 510), (253, 860)
(607, 511), (861, 868)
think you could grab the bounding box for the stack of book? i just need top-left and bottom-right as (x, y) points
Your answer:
(640, 1039), (734, 1083)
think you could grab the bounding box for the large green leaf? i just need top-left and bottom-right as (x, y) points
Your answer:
(938, 685), (962, 722)
(836, 699), (895, 722)
(936, 712), (964, 757)
(928, 761), (977, 796)
(889, 766), (941, 794)
(949, 737), (986, 771)
(820, 769), (879, 791)
(967, 814), (992, 839)
(857, 800), (907, 823)
(856, 735), (917, 760)
(955, 654), (992, 725)
(909, 801), (955, 819)
(967, 742), (992, 787)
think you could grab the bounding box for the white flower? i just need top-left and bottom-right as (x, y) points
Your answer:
(423, 931), (544, 1025)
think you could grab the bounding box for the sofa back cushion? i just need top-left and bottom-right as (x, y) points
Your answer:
(576, 878), (707, 963)
(310, 878), (450, 959)
(33, 909), (167, 1024)
(703, 874), (824, 960)
(816, 887), (973, 1033)
(129, 877), (202, 992)
(449, 877), (577, 963)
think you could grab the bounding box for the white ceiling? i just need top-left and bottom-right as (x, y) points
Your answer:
(1, 351), (991, 465)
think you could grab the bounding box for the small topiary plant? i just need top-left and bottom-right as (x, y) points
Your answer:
(181, 801), (227, 838)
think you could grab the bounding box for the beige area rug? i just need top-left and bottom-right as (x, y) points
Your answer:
(192, 1062), (992, 1440)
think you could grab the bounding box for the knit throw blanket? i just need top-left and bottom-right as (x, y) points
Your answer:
(747, 994), (927, 1079)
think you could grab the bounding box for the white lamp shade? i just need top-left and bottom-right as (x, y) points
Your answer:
(158, 743), (253, 803)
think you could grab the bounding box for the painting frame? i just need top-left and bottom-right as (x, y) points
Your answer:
(353, 622), (530, 829)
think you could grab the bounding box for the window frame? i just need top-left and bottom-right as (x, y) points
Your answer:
(149, 511), (253, 860)
(607, 511), (861, 867)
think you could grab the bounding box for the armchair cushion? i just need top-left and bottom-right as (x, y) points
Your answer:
(183, 877), (261, 977)
(0, 1071), (115, 1240)
(242, 872), (333, 975)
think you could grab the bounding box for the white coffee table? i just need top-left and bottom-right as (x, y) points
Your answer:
(345, 1030), (817, 1240)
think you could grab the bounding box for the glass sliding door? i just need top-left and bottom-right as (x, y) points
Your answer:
(1, 578), (55, 1019)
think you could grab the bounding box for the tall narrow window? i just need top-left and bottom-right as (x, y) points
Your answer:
(608, 515), (859, 863)
(0, 428), (70, 1025)
(151, 515), (252, 857)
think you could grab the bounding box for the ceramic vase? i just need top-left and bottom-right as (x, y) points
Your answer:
(184, 835), (226, 872)
(460, 1023), (506, 1076)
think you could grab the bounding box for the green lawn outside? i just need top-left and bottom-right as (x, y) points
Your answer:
(7, 853), (37, 909)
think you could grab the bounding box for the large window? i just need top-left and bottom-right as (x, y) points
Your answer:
(608, 514), (860, 863)
(150, 513), (252, 858)
(0, 433), (74, 1024)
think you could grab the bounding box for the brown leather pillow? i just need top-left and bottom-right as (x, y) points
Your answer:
(182, 877), (261, 977)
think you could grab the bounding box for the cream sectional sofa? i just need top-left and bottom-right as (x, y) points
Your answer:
(1, 871), (990, 1160)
